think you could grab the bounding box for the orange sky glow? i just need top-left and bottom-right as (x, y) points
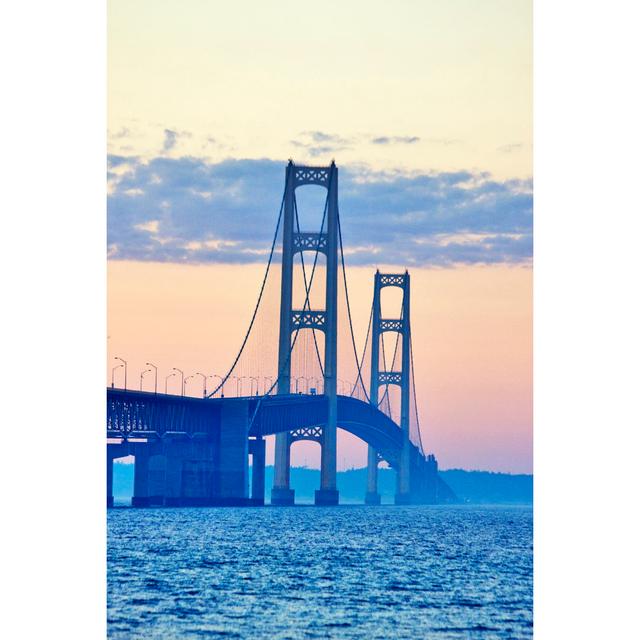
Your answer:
(108, 260), (532, 474)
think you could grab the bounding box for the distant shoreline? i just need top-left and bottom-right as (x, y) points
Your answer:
(112, 464), (533, 505)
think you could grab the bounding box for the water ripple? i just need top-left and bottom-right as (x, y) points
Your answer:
(108, 505), (532, 639)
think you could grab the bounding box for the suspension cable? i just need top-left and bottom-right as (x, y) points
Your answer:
(248, 174), (332, 428)
(350, 301), (373, 399)
(337, 206), (372, 404)
(409, 330), (426, 455)
(293, 192), (325, 377)
(207, 191), (285, 398)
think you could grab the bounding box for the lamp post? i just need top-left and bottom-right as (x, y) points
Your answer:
(111, 364), (123, 388)
(184, 374), (195, 396)
(239, 376), (248, 397)
(114, 356), (127, 390)
(263, 376), (273, 395)
(172, 368), (184, 396)
(211, 374), (224, 397)
(250, 376), (259, 396)
(165, 372), (176, 394)
(230, 375), (240, 397)
(140, 368), (151, 391)
(196, 372), (207, 398)
(145, 362), (158, 393)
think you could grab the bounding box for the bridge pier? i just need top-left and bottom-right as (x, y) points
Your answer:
(395, 428), (412, 504)
(163, 440), (185, 506)
(107, 452), (114, 508)
(217, 401), (250, 505)
(132, 446), (150, 507)
(249, 437), (266, 506)
(271, 432), (295, 505)
(364, 445), (381, 505)
(315, 420), (338, 506)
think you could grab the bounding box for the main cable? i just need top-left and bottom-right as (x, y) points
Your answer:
(337, 205), (372, 404)
(207, 190), (285, 398)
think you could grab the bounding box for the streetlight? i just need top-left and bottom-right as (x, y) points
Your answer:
(165, 372), (176, 394)
(263, 376), (273, 395)
(295, 376), (306, 394)
(114, 356), (127, 390)
(196, 372), (207, 397)
(146, 362), (158, 393)
(239, 376), (249, 397)
(140, 368), (151, 391)
(184, 374), (195, 395)
(250, 376), (259, 396)
(230, 375), (240, 397)
(211, 374), (224, 397)
(172, 367), (184, 396)
(111, 363), (123, 388)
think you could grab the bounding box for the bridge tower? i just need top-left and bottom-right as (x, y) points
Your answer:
(365, 270), (413, 505)
(271, 161), (340, 506)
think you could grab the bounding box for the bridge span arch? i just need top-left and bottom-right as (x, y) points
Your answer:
(248, 394), (404, 469)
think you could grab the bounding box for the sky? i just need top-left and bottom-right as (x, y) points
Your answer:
(107, 0), (532, 473)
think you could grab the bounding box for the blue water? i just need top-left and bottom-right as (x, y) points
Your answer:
(108, 505), (532, 639)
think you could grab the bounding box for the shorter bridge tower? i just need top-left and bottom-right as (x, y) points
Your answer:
(365, 270), (413, 505)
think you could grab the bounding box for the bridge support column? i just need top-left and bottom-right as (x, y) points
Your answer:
(315, 162), (339, 507)
(132, 447), (150, 507)
(250, 437), (266, 506)
(364, 446), (381, 505)
(163, 448), (184, 507)
(217, 401), (250, 505)
(395, 271), (413, 506)
(271, 433), (294, 505)
(107, 452), (114, 508)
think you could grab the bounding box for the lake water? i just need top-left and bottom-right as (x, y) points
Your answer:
(107, 505), (533, 639)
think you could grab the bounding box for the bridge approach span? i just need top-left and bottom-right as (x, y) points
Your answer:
(107, 388), (406, 467)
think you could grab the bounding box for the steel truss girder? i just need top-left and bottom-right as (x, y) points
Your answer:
(293, 232), (328, 255)
(291, 310), (326, 331)
(379, 274), (407, 288)
(379, 371), (402, 385)
(379, 318), (405, 333)
(290, 425), (323, 443)
(293, 166), (330, 187)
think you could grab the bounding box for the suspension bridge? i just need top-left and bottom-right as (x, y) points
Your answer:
(107, 160), (454, 507)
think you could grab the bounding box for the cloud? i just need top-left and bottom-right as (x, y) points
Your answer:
(107, 156), (532, 267)
(371, 136), (420, 145)
(498, 143), (524, 153)
(162, 129), (178, 152)
(109, 127), (130, 139)
(291, 131), (353, 157)
(162, 128), (192, 153)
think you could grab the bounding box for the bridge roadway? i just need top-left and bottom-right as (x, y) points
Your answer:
(106, 388), (441, 507)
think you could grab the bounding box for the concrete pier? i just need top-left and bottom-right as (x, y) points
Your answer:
(132, 446), (150, 507)
(271, 433), (295, 505)
(249, 437), (266, 505)
(365, 446), (381, 505)
(217, 401), (250, 505)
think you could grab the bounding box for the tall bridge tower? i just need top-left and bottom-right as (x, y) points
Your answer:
(271, 161), (340, 506)
(365, 270), (413, 505)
